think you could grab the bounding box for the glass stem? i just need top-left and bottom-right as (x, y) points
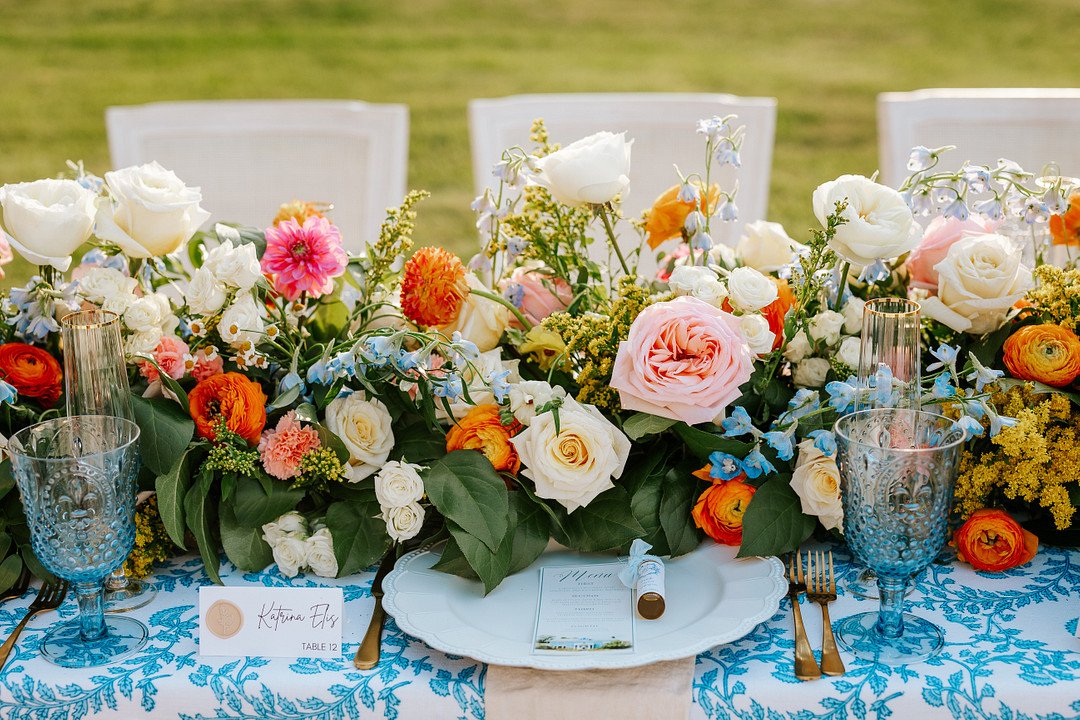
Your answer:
(106, 567), (129, 592)
(875, 575), (907, 639)
(76, 581), (107, 641)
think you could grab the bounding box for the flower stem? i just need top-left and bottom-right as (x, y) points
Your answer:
(469, 288), (533, 332)
(598, 206), (631, 277)
(832, 261), (851, 312)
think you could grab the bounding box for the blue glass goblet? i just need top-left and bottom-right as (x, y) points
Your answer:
(8, 415), (149, 668)
(832, 408), (964, 665)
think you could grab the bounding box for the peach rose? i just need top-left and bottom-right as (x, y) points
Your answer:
(501, 263), (572, 327)
(445, 403), (521, 474)
(138, 335), (190, 384)
(644, 183), (722, 249)
(1002, 324), (1080, 388)
(905, 215), (998, 291)
(611, 296), (754, 425)
(952, 508), (1037, 572)
(692, 478), (756, 546)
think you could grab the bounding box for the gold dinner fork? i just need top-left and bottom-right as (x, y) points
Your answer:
(805, 550), (846, 677)
(0, 580), (69, 672)
(786, 553), (821, 681)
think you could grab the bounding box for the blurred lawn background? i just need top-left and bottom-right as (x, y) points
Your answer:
(1, 0), (1078, 286)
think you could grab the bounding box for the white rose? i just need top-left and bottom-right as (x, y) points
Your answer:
(809, 310), (845, 346)
(125, 329), (163, 357)
(442, 348), (520, 421)
(383, 502), (426, 542)
(708, 243), (736, 269)
(218, 294), (265, 349)
(305, 528), (339, 578)
(736, 220), (806, 272)
(510, 398), (631, 512)
(103, 293), (137, 316)
(261, 511), (308, 547)
(272, 534), (309, 578)
(668, 265), (728, 307)
(95, 161), (211, 258)
(0, 179), (97, 271)
(533, 131), (632, 207)
(727, 267), (778, 312)
(77, 267), (137, 305)
(509, 380), (567, 425)
(783, 331), (812, 364)
(202, 239), (262, 290)
(123, 296), (165, 333)
(791, 440), (843, 532)
(187, 267), (228, 316)
(920, 233), (1032, 335)
(812, 175), (920, 265)
(326, 393), (395, 481)
(841, 297), (865, 335)
(442, 274), (511, 352)
(837, 336), (862, 371)
(793, 357), (831, 388)
(739, 313), (775, 355)
(374, 460), (426, 508)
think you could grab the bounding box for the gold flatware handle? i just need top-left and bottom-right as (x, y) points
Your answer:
(0, 609), (41, 672)
(353, 598), (385, 670)
(818, 601), (846, 676)
(791, 595), (822, 681)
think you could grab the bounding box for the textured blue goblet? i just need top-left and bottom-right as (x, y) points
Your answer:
(833, 409), (964, 665)
(8, 416), (148, 668)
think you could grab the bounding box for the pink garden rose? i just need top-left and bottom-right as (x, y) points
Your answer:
(138, 335), (190, 383)
(502, 264), (572, 326)
(262, 216), (348, 301)
(610, 296), (754, 425)
(906, 215), (997, 291)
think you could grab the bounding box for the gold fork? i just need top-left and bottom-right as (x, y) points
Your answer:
(806, 550), (846, 677)
(0, 580), (69, 671)
(786, 553), (821, 680)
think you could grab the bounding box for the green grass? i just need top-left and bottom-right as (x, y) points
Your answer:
(1, 0), (1078, 286)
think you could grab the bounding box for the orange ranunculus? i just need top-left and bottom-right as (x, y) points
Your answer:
(446, 404), (521, 473)
(761, 278), (795, 351)
(1002, 324), (1080, 388)
(691, 478), (756, 546)
(273, 200), (327, 227)
(0, 343), (62, 408)
(1050, 191), (1080, 246)
(400, 246), (469, 328)
(644, 183), (722, 250)
(188, 372), (267, 445)
(952, 508), (1038, 572)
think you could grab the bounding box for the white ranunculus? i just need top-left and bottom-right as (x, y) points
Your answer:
(509, 380), (567, 425)
(305, 528), (339, 578)
(793, 357), (831, 388)
(374, 460), (426, 508)
(218, 294), (265, 349)
(0, 178), (97, 271)
(783, 331), (812, 364)
(262, 511), (308, 546)
(95, 161), (211, 258)
(442, 348), (521, 421)
(668, 265), (728, 307)
(77, 267), (137, 306)
(736, 220), (806, 272)
(739, 313), (775, 355)
(442, 274), (511, 353)
(727, 267), (778, 312)
(123, 295), (165, 333)
(837, 336), (862, 370)
(202, 239), (262, 290)
(841, 297), (865, 335)
(791, 440), (843, 532)
(272, 533), (309, 578)
(326, 393), (395, 481)
(187, 266), (228, 316)
(533, 131), (632, 207)
(809, 310), (845, 346)
(510, 398), (631, 513)
(812, 174), (920, 265)
(920, 233), (1032, 335)
(125, 329), (163, 357)
(383, 502), (426, 542)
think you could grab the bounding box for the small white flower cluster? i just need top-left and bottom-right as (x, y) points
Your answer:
(785, 297), (865, 388)
(374, 460), (427, 542)
(76, 266), (180, 356)
(261, 511), (338, 578)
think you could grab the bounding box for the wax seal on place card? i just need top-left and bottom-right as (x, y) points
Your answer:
(205, 599), (244, 639)
(199, 586), (344, 658)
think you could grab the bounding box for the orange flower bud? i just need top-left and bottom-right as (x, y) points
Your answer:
(952, 508), (1038, 572)
(643, 183), (722, 250)
(445, 404), (521, 474)
(1002, 324), (1080, 388)
(691, 478), (756, 546)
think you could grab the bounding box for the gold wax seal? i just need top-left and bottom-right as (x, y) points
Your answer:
(206, 599), (244, 639)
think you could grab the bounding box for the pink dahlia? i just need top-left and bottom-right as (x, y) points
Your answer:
(261, 216), (348, 301)
(139, 335), (191, 383)
(258, 411), (321, 480)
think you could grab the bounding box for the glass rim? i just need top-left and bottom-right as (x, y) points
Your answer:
(8, 415), (141, 460)
(863, 297), (921, 317)
(60, 309), (121, 330)
(832, 408), (966, 454)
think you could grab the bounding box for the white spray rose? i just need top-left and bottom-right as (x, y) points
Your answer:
(533, 131), (632, 207)
(735, 220), (806, 272)
(727, 267), (778, 312)
(125, 330), (163, 357)
(509, 380), (567, 425)
(668, 265), (728, 307)
(441, 274), (511, 353)
(0, 178), (97, 271)
(77, 267), (138, 306)
(218, 294), (265, 349)
(326, 393), (395, 481)
(187, 266), (228, 316)
(812, 174), (920, 265)
(262, 511), (308, 546)
(383, 502), (426, 542)
(374, 461), (426, 508)
(272, 534), (309, 578)
(793, 357), (831, 388)
(783, 331), (813, 364)
(708, 243), (737, 269)
(791, 440), (843, 532)
(124, 296), (166, 334)
(837, 336), (862, 371)
(305, 528), (339, 578)
(841, 297), (865, 335)
(809, 310), (845, 346)
(203, 239), (263, 290)
(739, 313), (775, 355)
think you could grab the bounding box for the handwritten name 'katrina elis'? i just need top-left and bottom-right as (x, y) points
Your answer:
(256, 602), (341, 631)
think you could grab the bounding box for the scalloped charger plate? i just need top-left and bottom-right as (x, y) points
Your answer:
(382, 541), (786, 670)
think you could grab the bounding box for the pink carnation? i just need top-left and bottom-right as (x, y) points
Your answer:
(258, 411), (321, 480)
(501, 265), (572, 327)
(262, 216), (348, 301)
(610, 296), (754, 425)
(906, 215), (998, 291)
(191, 347), (224, 381)
(138, 335), (190, 384)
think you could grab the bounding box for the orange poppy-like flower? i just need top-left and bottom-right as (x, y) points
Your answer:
(691, 478), (756, 545)
(1002, 324), (1080, 388)
(644, 183), (722, 249)
(445, 404), (521, 473)
(952, 508), (1038, 572)
(400, 247), (469, 328)
(188, 372), (267, 445)
(761, 278), (795, 351)
(273, 200), (327, 227)
(1050, 191), (1080, 246)
(0, 343), (62, 408)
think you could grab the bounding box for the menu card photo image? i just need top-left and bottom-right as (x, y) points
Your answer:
(532, 563), (635, 655)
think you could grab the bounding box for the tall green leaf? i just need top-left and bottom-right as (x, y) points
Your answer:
(184, 467), (221, 584)
(507, 491), (551, 574)
(659, 463), (702, 557)
(155, 448), (195, 549)
(324, 501), (390, 577)
(131, 394), (195, 476)
(622, 413), (677, 441)
(554, 486), (645, 553)
(431, 536), (480, 579)
(391, 419), (447, 464)
(232, 476), (305, 527)
(624, 450), (670, 554)
(220, 505), (273, 572)
(446, 520), (513, 595)
(424, 450), (509, 553)
(674, 423), (752, 463)
(737, 475), (815, 558)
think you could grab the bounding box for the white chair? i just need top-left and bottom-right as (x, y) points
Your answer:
(878, 89), (1080, 188)
(106, 100), (409, 252)
(469, 93), (777, 271)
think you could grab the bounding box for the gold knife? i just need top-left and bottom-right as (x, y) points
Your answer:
(354, 550), (397, 670)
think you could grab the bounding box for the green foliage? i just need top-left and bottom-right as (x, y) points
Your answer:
(324, 501), (392, 577)
(219, 505), (273, 572)
(622, 412), (677, 441)
(155, 447), (196, 549)
(553, 486), (645, 553)
(674, 423), (753, 463)
(737, 475), (816, 558)
(131, 395), (196, 477)
(184, 466), (221, 584)
(423, 450), (509, 553)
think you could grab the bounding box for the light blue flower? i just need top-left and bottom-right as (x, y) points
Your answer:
(507, 237), (529, 258)
(327, 350), (359, 377)
(857, 259), (891, 285)
(931, 374), (956, 400)
(683, 210), (705, 234)
(487, 369), (511, 403)
(966, 355), (1004, 392)
(870, 365), (895, 407)
(434, 374), (463, 401)
(691, 231), (713, 251)
(718, 199), (738, 222)
(677, 183), (700, 203)
(306, 360), (333, 386)
(0, 379), (18, 406)
(926, 344), (959, 373)
(786, 389), (820, 421)
(963, 165), (992, 193)
(503, 282), (525, 309)
(707, 452), (744, 481)
(449, 332), (481, 365)
(762, 430), (795, 462)
(396, 350), (422, 372)
(825, 378), (859, 413)
(941, 197), (970, 222)
(989, 411), (1018, 437)
(721, 406), (754, 438)
(362, 336), (396, 367)
(906, 146), (934, 172)
(714, 139), (741, 168)
(972, 196), (1003, 220)
(807, 429), (836, 457)
(956, 415), (985, 439)
(1022, 197), (1049, 225)
(741, 447), (776, 479)
(279, 371), (305, 396)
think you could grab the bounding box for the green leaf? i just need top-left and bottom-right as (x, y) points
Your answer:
(554, 486), (645, 553)
(139, 362), (189, 413)
(0, 459), (15, 499)
(267, 383), (301, 412)
(0, 553), (21, 594)
(294, 402), (319, 424)
(424, 450), (509, 553)
(737, 475), (815, 558)
(232, 476), (305, 527)
(622, 413), (677, 442)
(624, 450), (670, 554)
(184, 468), (221, 584)
(446, 520), (512, 595)
(324, 501), (391, 577)
(219, 505), (273, 572)
(155, 448), (195, 550)
(20, 544), (54, 582)
(674, 423), (752, 463)
(507, 491), (551, 574)
(391, 419), (447, 464)
(131, 394), (195, 476)
(971, 322), (1013, 368)
(659, 464), (702, 557)
(315, 423), (351, 465)
(431, 536), (479, 579)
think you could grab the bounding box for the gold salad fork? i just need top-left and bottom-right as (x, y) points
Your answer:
(805, 550), (846, 677)
(786, 553), (821, 680)
(0, 580), (69, 671)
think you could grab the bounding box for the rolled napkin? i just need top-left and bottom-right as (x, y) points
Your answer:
(620, 539), (666, 620)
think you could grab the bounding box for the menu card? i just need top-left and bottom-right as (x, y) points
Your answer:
(532, 563), (635, 655)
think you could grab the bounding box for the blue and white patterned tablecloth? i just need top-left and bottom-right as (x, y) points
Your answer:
(1, 543), (1079, 720)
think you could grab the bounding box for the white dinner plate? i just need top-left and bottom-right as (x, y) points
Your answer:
(382, 541), (786, 670)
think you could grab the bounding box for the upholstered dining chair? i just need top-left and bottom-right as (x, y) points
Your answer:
(468, 93), (777, 274)
(106, 100), (409, 252)
(877, 89), (1080, 188)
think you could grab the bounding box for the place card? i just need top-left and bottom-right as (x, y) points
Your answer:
(532, 563), (635, 655)
(198, 586), (344, 658)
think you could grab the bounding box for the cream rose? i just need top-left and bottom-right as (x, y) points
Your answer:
(0, 178), (97, 271)
(508, 380), (566, 426)
(218, 294), (265, 349)
(739, 313), (775, 356)
(305, 528), (339, 578)
(95, 161), (211, 258)
(203, 239), (262, 290)
(326, 393), (395, 480)
(442, 274), (511, 353)
(837, 336), (862, 370)
(374, 460), (426, 508)
(783, 331), (812, 364)
(510, 398), (631, 512)
(727, 267), (778, 312)
(736, 220), (806, 272)
(809, 310), (845, 346)
(272, 534), (308, 578)
(533, 131), (632, 207)
(78, 267), (138, 306)
(187, 267), (228, 316)
(841, 297), (865, 335)
(668, 265), (728, 307)
(383, 502), (426, 542)
(791, 441), (843, 532)
(262, 511), (307, 546)
(125, 330), (163, 357)
(793, 357), (831, 388)
(812, 175), (920, 265)
(124, 296), (166, 334)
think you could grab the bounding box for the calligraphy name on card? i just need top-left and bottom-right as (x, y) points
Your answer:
(198, 586), (344, 658)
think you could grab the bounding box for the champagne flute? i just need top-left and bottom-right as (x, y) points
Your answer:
(62, 309), (156, 612)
